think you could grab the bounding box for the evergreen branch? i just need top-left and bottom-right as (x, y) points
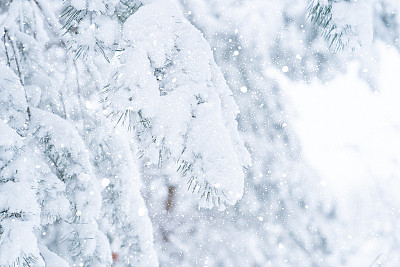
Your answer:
(178, 157), (230, 209)
(307, 0), (348, 52)
(116, 2), (143, 23)
(3, 29), (10, 67)
(3, 29), (31, 121)
(5, 30), (24, 86)
(13, 253), (39, 267)
(60, 6), (87, 31)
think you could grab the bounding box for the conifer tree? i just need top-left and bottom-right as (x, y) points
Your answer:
(0, 71), (43, 265)
(0, 0), (158, 265)
(1, 0), (250, 265)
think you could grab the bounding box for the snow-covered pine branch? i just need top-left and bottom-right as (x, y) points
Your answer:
(0, 121), (44, 267)
(68, 48), (160, 266)
(31, 108), (112, 266)
(87, 122), (158, 266)
(60, 0), (133, 61)
(0, 53), (44, 264)
(106, 1), (250, 209)
(1, 0), (161, 265)
(0, 63), (29, 134)
(308, 0), (373, 52)
(62, 0), (250, 209)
